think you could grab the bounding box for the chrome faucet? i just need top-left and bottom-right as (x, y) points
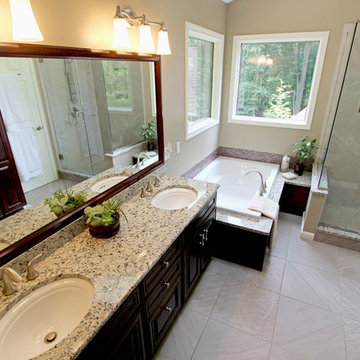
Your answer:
(146, 174), (161, 193)
(244, 170), (267, 196)
(136, 152), (151, 169)
(1, 267), (23, 296)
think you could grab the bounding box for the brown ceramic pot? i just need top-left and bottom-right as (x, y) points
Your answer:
(293, 162), (305, 176)
(89, 213), (120, 239)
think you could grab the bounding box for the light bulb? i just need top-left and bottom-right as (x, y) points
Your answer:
(266, 58), (273, 66)
(257, 56), (266, 65)
(157, 29), (171, 55)
(138, 24), (155, 53)
(9, 0), (43, 41)
(113, 18), (131, 50)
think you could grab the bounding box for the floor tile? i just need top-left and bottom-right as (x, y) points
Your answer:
(270, 230), (291, 259)
(154, 306), (208, 360)
(343, 318), (360, 360)
(287, 234), (338, 273)
(281, 261), (342, 313)
(337, 246), (360, 281)
(192, 318), (270, 360)
(341, 276), (360, 322)
(231, 255), (284, 293)
(211, 280), (279, 341)
(270, 345), (309, 360)
(273, 296), (346, 360)
(186, 270), (226, 316)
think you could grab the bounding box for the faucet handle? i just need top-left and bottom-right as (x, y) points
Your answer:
(140, 186), (146, 198)
(26, 254), (42, 281)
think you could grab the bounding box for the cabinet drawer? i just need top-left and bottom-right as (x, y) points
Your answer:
(143, 237), (181, 297)
(145, 259), (181, 316)
(148, 277), (181, 353)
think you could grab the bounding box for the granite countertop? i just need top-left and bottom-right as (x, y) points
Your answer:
(216, 169), (315, 235)
(0, 174), (219, 360)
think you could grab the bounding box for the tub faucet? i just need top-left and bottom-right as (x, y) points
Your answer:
(244, 170), (267, 196)
(1, 267), (23, 296)
(136, 152), (151, 169)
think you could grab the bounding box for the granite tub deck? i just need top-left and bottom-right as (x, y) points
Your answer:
(0, 174), (219, 360)
(216, 170), (313, 235)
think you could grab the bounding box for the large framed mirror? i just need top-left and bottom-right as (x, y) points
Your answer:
(0, 42), (164, 265)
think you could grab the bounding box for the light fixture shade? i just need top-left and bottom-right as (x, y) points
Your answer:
(138, 24), (155, 53)
(9, 0), (44, 41)
(113, 18), (131, 50)
(157, 30), (171, 55)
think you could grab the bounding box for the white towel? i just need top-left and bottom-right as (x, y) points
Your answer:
(0, 73), (43, 182)
(248, 195), (279, 250)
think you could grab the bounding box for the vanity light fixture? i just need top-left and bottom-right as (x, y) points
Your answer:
(113, 5), (171, 55)
(8, 0), (44, 42)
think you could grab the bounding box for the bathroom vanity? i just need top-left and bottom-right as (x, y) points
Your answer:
(0, 174), (218, 360)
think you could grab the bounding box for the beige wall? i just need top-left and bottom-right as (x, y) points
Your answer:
(220, 0), (360, 156)
(0, 0), (226, 176)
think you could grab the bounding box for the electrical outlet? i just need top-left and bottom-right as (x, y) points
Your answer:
(176, 141), (181, 154)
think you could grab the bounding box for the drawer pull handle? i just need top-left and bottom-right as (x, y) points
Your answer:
(163, 282), (170, 288)
(162, 261), (169, 268)
(0, 166), (9, 171)
(165, 306), (172, 312)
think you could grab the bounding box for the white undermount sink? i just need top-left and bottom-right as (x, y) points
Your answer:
(0, 277), (94, 360)
(151, 187), (198, 210)
(90, 175), (127, 193)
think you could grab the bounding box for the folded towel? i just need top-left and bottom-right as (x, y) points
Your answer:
(248, 195), (279, 250)
(281, 172), (298, 180)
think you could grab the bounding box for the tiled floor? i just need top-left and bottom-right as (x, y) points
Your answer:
(154, 212), (360, 360)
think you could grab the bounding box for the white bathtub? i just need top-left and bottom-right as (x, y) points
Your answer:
(194, 157), (279, 219)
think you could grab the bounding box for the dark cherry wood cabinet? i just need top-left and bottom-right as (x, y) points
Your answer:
(0, 111), (26, 218)
(279, 183), (310, 216)
(78, 194), (217, 360)
(183, 195), (216, 301)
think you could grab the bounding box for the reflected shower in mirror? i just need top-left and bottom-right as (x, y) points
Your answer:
(0, 56), (159, 249)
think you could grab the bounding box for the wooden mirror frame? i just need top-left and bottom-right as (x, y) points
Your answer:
(0, 42), (164, 266)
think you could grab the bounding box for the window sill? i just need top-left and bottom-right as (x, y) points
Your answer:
(229, 116), (311, 130)
(186, 117), (219, 140)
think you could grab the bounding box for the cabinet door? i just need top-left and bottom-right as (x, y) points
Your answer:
(183, 234), (202, 300)
(0, 112), (26, 217)
(108, 312), (146, 360)
(199, 211), (215, 272)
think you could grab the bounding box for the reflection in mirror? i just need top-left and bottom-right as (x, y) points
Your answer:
(0, 57), (159, 249)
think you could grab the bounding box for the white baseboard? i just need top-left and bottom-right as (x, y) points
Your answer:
(300, 211), (315, 240)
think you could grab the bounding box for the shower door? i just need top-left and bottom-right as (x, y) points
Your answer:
(319, 22), (360, 234)
(37, 59), (99, 176)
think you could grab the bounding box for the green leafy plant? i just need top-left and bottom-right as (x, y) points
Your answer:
(44, 189), (87, 216)
(140, 121), (157, 143)
(84, 199), (127, 227)
(292, 136), (318, 164)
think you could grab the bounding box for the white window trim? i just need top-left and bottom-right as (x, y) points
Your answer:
(185, 22), (224, 140)
(228, 31), (329, 130)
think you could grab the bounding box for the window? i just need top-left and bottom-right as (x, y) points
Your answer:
(185, 22), (224, 139)
(102, 61), (133, 112)
(228, 32), (329, 129)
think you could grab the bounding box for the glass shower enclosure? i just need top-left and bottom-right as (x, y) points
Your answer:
(318, 22), (360, 235)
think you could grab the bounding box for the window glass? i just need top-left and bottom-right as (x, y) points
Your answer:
(102, 61), (132, 111)
(187, 36), (214, 122)
(237, 41), (319, 122)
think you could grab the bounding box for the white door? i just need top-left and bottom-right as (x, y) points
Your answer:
(0, 58), (58, 193)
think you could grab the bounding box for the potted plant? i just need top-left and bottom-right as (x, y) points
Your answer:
(44, 189), (87, 217)
(140, 121), (157, 151)
(84, 199), (127, 238)
(292, 136), (318, 176)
